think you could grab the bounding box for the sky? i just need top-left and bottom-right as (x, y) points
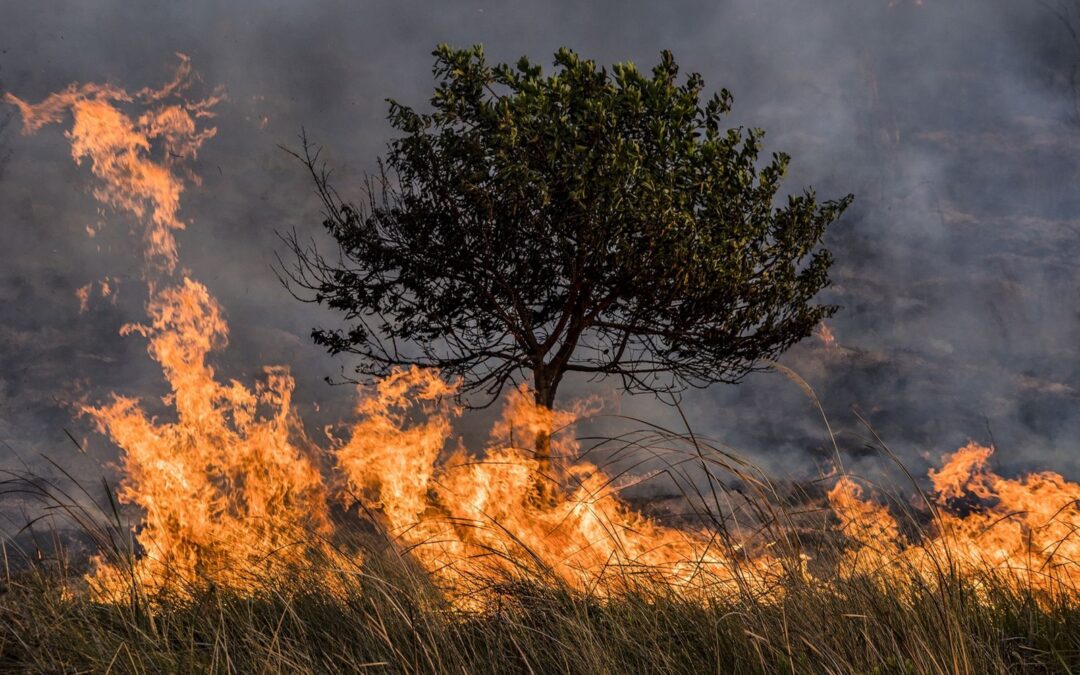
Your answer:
(1, 0), (1079, 501)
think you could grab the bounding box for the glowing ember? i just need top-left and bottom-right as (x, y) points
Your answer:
(76, 278), (115, 313)
(75, 283), (92, 314)
(815, 322), (837, 349)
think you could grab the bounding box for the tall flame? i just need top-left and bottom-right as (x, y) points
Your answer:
(8, 58), (330, 598)
(85, 279), (330, 597)
(4, 54), (221, 272)
(8, 57), (1080, 610)
(830, 443), (1080, 597)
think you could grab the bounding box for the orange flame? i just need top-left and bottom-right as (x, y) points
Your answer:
(84, 279), (330, 597)
(11, 57), (1080, 610)
(4, 54), (222, 272)
(830, 443), (1080, 597)
(336, 370), (780, 599)
(8, 58), (332, 598)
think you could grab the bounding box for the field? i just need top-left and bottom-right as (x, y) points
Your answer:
(2, 520), (1080, 673)
(2, 432), (1080, 675)
(5, 28), (1080, 675)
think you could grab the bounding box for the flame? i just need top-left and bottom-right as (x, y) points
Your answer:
(830, 443), (1080, 597)
(4, 54), (222, 272)
(84, 279), (331, 597)
(11, 57), (1080, 611)
(8, 58), (332, 598)
(336, 370), (780, 600)
(76, 278), (116, 313)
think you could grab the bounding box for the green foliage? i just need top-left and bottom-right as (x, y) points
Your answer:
(285, 45), (852, 406)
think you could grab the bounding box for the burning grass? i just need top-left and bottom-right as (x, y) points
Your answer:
(3, 446), (1080, 674)
(6, 54), (1080, 674)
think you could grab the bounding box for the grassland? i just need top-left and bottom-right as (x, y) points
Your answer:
(1, 516), (1079, 674)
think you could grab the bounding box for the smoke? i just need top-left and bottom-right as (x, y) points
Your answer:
(1, 0), (1079, 496)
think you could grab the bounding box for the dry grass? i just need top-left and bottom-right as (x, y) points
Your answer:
(1, 547), (1079, 673)
(1, 427), (1079, 674)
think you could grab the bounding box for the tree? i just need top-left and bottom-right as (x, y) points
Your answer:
(282, 45), (853, 470)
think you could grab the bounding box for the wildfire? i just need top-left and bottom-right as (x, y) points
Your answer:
(830, 443), (1080, 597)
(4, 54), (221, 272)
(9, 57), (1080, 609)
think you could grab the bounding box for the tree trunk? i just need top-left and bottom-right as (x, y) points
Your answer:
(532, 369), (558, 471)
(531, 367), (559, 503)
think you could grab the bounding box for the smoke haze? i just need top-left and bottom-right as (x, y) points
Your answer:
(1, 0), (1078, 495)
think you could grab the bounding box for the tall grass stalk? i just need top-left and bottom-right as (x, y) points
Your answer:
(1, 423), (1078, 674)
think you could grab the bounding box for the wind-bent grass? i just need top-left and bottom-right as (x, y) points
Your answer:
(2, 547), (1080, 674)
(2, 426), (1080, 674)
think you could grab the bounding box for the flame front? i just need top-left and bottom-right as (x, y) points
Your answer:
(9, 58), (1080, 609)
(830, 443), (1080, 598)
(336, 370), (778, 599)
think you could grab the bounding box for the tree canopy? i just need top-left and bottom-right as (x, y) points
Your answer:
(283, 45), (852, 444)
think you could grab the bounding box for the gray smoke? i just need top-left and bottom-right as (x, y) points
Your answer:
(0, 0), (1078, 503)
